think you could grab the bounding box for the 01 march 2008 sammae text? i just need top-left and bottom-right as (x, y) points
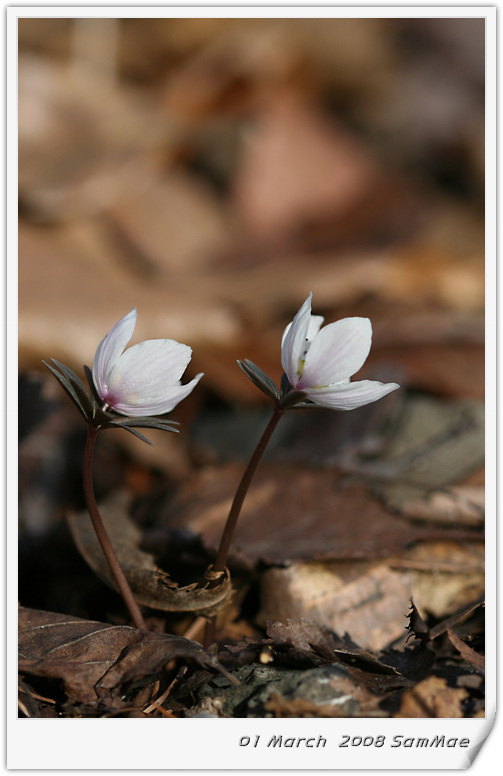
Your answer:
(238, 734), (471, 749)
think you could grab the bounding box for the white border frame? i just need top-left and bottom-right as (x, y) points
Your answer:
(6, 5), (497, 772)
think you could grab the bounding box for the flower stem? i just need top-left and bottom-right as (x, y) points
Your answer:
(204, 405), (284, 646)
(83, 425), (147, 631)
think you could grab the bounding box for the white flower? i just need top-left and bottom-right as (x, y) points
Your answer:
(92, 308), (203, 416)
(281, 293), (399, 410)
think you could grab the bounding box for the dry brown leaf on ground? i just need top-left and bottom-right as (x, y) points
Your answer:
(374, 396), (484, 514)
(18, 606), (228, 709)
(18, 55), (166, 221)
(18, 220), (241, 373)
(107, 170), (235, 274)
(394, 676), (468, 718)
(262, 615), (434, 694)
(258, 563), (414, 652)
(257, 539), (483, 652)
(397, 486), (484, 527)
(68, 491), (233, 616)
(232, 88), (417, 253)
(368, 343), (484, 400)
(446, 628), (485, 675)
(389, 541), (484, 619)
(162, 462), (442, 569)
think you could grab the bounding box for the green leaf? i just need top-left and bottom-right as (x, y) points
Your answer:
(50, 360), (94, 417)
(116, 425), (154, 445)
(42, 360), (90, 421)
(237, 359), (280, 402)
(112, 418), (179, 432)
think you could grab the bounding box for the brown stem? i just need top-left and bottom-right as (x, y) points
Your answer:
(204, 405), (284, 646)
(83, 425), (147, 631)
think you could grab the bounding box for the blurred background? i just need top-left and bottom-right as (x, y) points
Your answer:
(18, 17), (485, 620)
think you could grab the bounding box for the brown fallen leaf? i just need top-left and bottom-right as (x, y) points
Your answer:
(265, 686), (383, 718)
(107, 170), (234, 275)
(163, 462), (440, 569)
(262, 618), (425, 694)
(394, 676), (468, 718)
(258, 563), (414, 652)
(67, 491), (233, 616)
(429, 600), (484, 640)
(398, 485), (484, 527)
(368, 343), (484, 400)
(232, 88), (416, 252)
(18, 606), (227, 709)
(389, 541), (484, 619)
(447, 627), (485, 675)
(18, 56), (165, 221)
(405, 599), (431, 645)
(376, 396), (485, 514)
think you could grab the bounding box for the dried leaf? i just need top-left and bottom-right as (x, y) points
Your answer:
(370, 343), (484, 400)
(232, 89), (414, 250)
(107, 171), (233, 274)
(18, 606), (224, 708)
(164, 463), (441, 568)
(263, 618), (414, 694)
(429, 600), (484, 640)
(447, 627), (485, 675)
(67, 491), (233, 616)
(405, 600), (431, 645)
(376, 397), (485, 514)
(390, 541), (484, 618)
(398, 485), (484, 527)
(259, 564), (415, 651)
(264, 678), (382, 717)
(18, 56), (164, 220)
(394, 676), (468, 718)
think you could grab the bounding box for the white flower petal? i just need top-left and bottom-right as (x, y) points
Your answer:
(92, 308), (136, 396)
(280, 294), (313, 384)
(299, 317), (372, 389)
(112, 373), (204, 416)
(305, 379), (400, 410)
(306, 315), (325, 342)
(281, 314), (324, 348)
(106, 339), (193, 407)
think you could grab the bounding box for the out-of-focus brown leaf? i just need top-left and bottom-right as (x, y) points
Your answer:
(107, 171), (234, 274)
(394, 676), (468, 718)
(68, 492), (233, 616)
(18, 56), (165, 221)
(369, 343), (484, 400)
(165, 461), (481, 569)
(447, 628), (485, 675)
(18, 220), (241, 371)
(18, 606), (224, 708)
(390, 541), (484, 619)
(398, 485), (484, 527)
(265, 684), (383, 718)
(162, 20), (301, 119)
(374, 397), (484, 515)
(429, 600), (484, 640)
(259, 564), (414, 652)
(383, 245), (484, 311)
(233, 89), (416, 252)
